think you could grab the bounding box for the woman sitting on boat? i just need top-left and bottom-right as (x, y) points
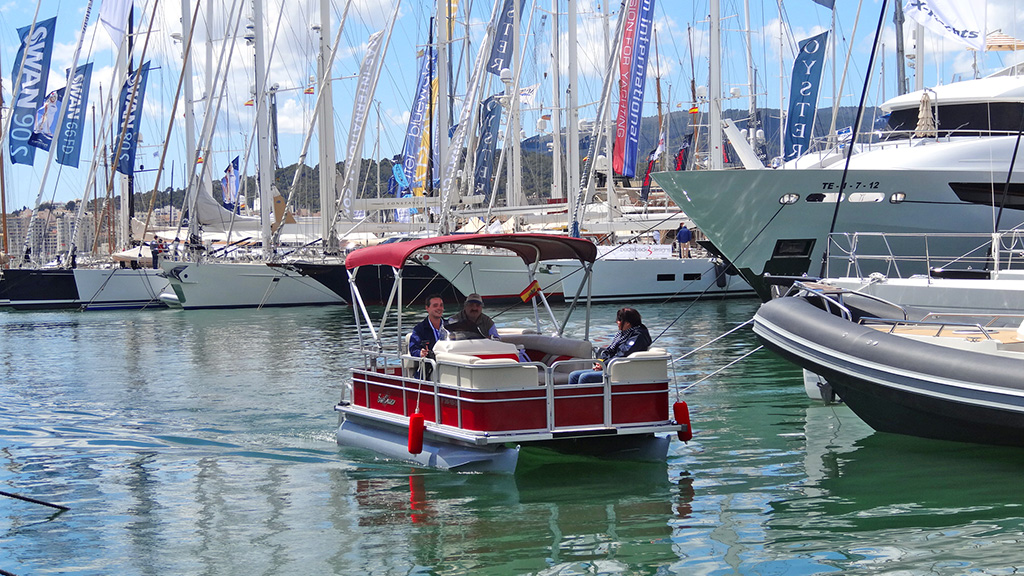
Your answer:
(568, 307), (652, 384)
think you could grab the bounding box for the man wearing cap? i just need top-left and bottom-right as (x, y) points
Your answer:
(445, 293), (499, 339)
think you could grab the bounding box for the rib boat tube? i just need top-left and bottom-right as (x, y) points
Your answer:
(754, 292), (1024, 446)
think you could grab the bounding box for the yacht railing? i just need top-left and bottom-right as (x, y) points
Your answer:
(824, 231), (1024, 280)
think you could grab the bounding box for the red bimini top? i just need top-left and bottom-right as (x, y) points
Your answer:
(344, 233), (597, 270)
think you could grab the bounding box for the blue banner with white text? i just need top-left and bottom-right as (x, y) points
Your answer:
(56, 62), (93, 167)
(615, 0), (655, 178)
(784, 31), (828, 161)
(114, 61), (151, 176)
(486, 0), (525, 76)
(9, 16), (57, 166)
(401, 48), (436, 192)
(472, 96), (502, 199)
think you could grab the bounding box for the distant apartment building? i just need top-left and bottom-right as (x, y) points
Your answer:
(2, 209), (101, 262)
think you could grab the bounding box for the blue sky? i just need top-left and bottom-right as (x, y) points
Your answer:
(2, 0), (1023, 207)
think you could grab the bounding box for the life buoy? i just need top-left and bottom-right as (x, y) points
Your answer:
(408, 412), (425, 454)
(673, 401), (692, 442)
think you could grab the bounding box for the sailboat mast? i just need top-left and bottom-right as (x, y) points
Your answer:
(181, 0), (198, 201)
(602, 0), (615, 236)
(318, 0), (338, 250)
(437, 0), (451, 208)
(744, 0), (757, 150)
(894, 0), (908, 95)
(549, 0), (564, 200)
(508, 0), (523, 208)
(566, 0), (581, 216)
(253, 0), (275, 257)
(709, 0), (723, 169)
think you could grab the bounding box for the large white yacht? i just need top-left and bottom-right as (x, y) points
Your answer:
(655, 66), (1024, 300)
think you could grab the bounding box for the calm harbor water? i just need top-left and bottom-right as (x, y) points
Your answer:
(3, 298), (1024, 575)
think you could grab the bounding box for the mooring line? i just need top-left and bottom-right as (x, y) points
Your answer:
(0, 490), (69, 511)
(679, 345), (765, 393)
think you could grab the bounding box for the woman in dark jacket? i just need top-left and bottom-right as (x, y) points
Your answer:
(568, 308), (652, 384)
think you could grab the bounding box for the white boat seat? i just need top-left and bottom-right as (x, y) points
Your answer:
(608, 347), (670, 382)
(433, 339), (521, 361)
(498, 333), (592, 363)
(498, 333), (595, 385)
(434, 351), (538, 389)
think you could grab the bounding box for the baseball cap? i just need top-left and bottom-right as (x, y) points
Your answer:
(465, 293), (484, 305)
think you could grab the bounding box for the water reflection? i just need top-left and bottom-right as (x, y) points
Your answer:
(344, 459), (695, 575)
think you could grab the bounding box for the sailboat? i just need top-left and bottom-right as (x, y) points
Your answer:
(157, 0), (409, 309)
(413, 0), (754, 303)
(0, 6), (174, 311)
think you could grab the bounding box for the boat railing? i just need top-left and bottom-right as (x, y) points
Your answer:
(349, 348), (672, 438)
(858, 316), (1022, 341)
(787, 280), (910, 323)
(824, 231), (1024, 280)
(807, 128), (1024, 154)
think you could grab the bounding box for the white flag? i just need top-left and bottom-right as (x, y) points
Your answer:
(903, 0), (985, 51)
(99, 0), (133, 47)
(518, 83), (540, 106)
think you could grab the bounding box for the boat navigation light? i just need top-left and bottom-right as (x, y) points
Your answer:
(780, 194), (800, 205)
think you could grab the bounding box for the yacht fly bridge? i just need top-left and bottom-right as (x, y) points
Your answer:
(336, 233), (691, 473)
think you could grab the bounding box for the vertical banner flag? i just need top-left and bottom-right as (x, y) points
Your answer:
(472, 96), (503, 199)
(675, 138), (691, 171)
(612, 0), (655, 178)
(903, 0), (985, 51)
(222, 156), (241, 212)
(9, 17), (58, 166)
(783, 31), (828, 161)
(99, 0), (133, 46)
(487, 0), (526, 75)
(340, 30), (386, 217)
(114, 61), (152, 175)
(641, 149), (657, 201)
(56, 62), (94, 167)
(402, 48), (436, 195)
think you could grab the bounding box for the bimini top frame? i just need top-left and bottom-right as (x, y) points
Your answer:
(345, 233), (598, 354)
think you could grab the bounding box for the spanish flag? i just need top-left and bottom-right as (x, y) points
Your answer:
(304, 86), (315, 94)
(244, 99), (254, 107)
(519, 279), (541, 302)
(688, 105), (699, 114)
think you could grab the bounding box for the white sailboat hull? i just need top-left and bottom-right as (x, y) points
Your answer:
(554, 257), (754, 302)
(418, 251), (564, 302)
(0, 267), (169, 310)
(160, 261), (346, 309)
(74, 268), (171, 310)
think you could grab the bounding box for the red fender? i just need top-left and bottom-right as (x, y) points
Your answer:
(673, 401), (692, 442)
(408, 412), (425, 454)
